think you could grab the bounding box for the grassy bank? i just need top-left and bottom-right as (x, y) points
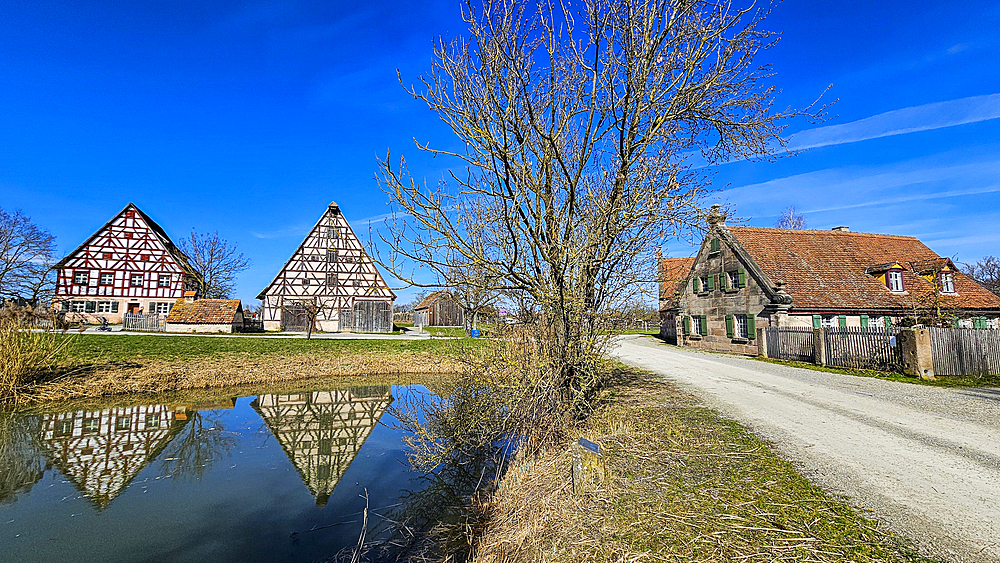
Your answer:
(474, 368), (933, 562)
(7, 334), (477, 406)
(753, 356), (1000, 388)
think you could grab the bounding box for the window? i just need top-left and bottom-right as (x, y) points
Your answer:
(692, 316), (703, 335)
(83, 419), (100, 434)
(55, 420), (73, 436)
(97, 301), (118, 313)
(73, 271), (89, 285)
(130, 274), (144, 286)
(70, 301), (86, 313)
(103, 252), (112, 259)
(326, 273), (337, 287)
(699, 276), (710, 293)
(734, 315), (748, 338)
(729, 271), (740, 289)
(115, 416), (131, 431)
(85, 301), (97, 313)
(302, 277), (311, 286)
(328, 226), (339, 241)
(821, 315), (836, 328)
(710, 238), (721, 252)
(327, 250), (337, 263)
(152, 302), (172, 314)
(158, 274), (171, 287)
(887, 270), (904, 292)
(100, 272), (114, 285)
(145, 414), (160, 428)
(940, 272), (955, 293)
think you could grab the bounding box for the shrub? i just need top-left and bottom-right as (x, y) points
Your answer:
(0, 316), (71, 404)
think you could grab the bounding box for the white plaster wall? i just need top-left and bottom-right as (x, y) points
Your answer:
(165, 323), (234, 334)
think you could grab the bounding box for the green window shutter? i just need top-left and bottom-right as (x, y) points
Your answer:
(738, 269), (746, 288)
(884, 315), (892, 328)
(682, 316), (690, 335)
(725, 315), (734, 338)
(975, 317), (985, 329)
(710, 238), (720, 252)
(812, 314), (821, 328)
(720, 272), (727, 290)
(838, 315), (847, 328)
(952, 318), (960, 328)
(860, 314), (869, 328)
(707, 274), (715, 291)
(747, 314), (756, 338)
(700, 315), (708, 336)
(692, 277), (699, 293)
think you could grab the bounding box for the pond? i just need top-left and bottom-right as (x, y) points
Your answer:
(0, 382), (465, 562)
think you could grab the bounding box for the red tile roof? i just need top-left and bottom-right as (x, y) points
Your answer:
(659, 257), (695, 308)
(166, 299), (242, 324)
(728, 227), (1000, 311)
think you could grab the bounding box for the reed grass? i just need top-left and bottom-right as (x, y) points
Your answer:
(0, 318), (73, 405)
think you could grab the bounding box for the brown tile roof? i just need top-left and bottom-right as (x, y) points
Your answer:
(659, 257), (695, 308)
(166, 299), (242, 324)
(414, 289), (454, 311)
(728, 227), (1000, 311)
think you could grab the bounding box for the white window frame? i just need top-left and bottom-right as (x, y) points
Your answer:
(70, 301), (86, 313)
(821, 315), (836, 328)
(940, 272), (955, 293)
(130, 273), (144, 287)
(152, 302), (172, 314)
(734, 315), (748, 338)
(887, 270), (904, 292)
(158, 274), (171, 288)
(699, 276), (710, 292)
(692, 316), (703, 335)
(97, 301), (114, 313)
(73, 271), (89, 285)
(99, 272), (114, 286)
(729, 271), (740, 289)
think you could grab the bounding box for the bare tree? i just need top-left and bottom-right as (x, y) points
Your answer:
(178, 230), (250, 299)
(775, 206), (806, 229)
(0, 208), (56, 303)
(282, 298), (325, 339)
(965, 256), (1000, 297)
(377, 0), (825, 413)
(445, 260), (501, 335)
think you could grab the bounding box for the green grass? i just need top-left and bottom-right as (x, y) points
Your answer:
(423, 326), (468, 338)
(57, 333), (480, 364)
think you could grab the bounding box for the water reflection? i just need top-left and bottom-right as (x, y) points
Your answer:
(0, 412), (45, 505)
(251, 386), (392, 506)
(34, 404), (190, 509)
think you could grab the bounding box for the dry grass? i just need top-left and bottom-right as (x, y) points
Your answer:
(473, 369), (937, 563)
(0, 319), (73, 404)
(14, 351), (463, 406)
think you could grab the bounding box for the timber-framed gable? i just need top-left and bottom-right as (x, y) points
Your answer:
(257, 202), (395, 333)
(53, 203), (200, 323)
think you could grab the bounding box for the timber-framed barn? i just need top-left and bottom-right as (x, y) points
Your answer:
(52, 203), (201, 323)
(256, 202), (395, 332)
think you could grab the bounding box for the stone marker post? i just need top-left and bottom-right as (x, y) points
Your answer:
(572, 437), (606, 495)
(899, 328), (936, 380)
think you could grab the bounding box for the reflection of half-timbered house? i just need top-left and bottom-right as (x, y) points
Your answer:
(53, 203), (201, 323)
(35, 404), (187, 509)
(251, 386), (392, 506)
(257, 202), (395, 332)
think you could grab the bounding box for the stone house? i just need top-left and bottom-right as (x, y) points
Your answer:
(165, 295), (244, 333)
(657, 257), (695, 344)
(664, 205), (1000, 354)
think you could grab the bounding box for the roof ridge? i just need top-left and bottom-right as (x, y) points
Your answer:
(729, 226), (920, 239)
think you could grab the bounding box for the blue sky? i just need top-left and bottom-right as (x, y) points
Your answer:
(2, 0), (999, 306)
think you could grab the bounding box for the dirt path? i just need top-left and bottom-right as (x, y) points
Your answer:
(612, 335), (1000, 563)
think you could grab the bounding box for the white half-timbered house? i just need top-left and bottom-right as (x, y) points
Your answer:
(257, 202), (395, 332)
(53, 203), (201, 323)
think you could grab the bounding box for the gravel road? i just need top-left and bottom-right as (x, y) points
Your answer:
(612, 335), (1000, 563)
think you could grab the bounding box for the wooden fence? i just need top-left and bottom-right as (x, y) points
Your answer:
(765, 327), (815, 362)
(122, 313), (164, 332)
(823, 327), (901, 372)
(927, 327), (1000, 376)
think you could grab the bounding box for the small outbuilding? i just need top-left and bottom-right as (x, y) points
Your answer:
(165, 296), (244, 333)
(413, 290), (464, 327)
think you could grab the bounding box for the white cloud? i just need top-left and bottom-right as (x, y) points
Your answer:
(787, 93), (1000, 150)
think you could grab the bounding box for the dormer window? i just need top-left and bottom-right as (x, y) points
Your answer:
(887, 270), (904, 292)
(940, 272), (955, 293)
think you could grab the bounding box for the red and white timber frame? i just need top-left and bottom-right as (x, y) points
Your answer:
(53, 203), (201, 324)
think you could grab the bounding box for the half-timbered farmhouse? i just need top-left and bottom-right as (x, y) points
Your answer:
(53, 203), (201, 324)
(665, 205), (1000, 354)
(257, 202), (395, 332)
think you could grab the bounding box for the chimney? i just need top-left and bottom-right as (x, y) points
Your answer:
(184, 290), (197, 302)
(831, 226), (850, 232)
